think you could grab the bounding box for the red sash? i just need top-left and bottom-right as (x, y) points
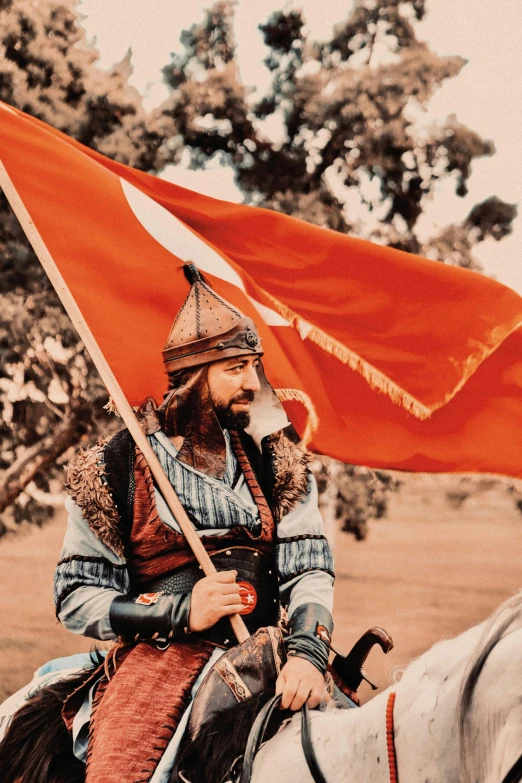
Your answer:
(84, 639), (214, 783)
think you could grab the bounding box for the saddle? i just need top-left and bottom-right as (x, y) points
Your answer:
(188, 626), (286, 740)
(185, 624), (394, 781)
(240, 694), (322, 783)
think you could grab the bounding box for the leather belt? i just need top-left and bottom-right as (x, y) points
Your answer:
(141, 546), (280, 648)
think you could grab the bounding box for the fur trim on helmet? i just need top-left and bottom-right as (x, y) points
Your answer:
(64, 440), (124, 557)
(269, 430), (314, 519)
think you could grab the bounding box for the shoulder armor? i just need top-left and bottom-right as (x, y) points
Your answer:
(268, 428), (314, 518)
(64, 435), (126, 557)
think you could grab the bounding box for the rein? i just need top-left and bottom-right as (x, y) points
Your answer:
(501, 756), (522, 783)
(240, 694), (327, 783)
(240, 692), (399, 783)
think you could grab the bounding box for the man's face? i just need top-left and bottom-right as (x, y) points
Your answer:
(207, 355), (262, 430)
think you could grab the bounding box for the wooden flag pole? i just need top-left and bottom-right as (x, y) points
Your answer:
(0, 159), (250, 643)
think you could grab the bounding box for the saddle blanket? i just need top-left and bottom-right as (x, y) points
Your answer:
(0, 648), (225, 783)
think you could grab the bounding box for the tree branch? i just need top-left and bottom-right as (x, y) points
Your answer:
(0, 400), (91, 513)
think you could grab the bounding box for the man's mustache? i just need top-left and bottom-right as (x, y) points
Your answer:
(231, 390), (255, 404)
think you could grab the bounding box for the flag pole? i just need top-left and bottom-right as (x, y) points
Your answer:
(0, 159), (250, 643)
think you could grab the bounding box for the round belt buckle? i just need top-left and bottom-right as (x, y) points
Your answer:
(237, 581), (257, 615)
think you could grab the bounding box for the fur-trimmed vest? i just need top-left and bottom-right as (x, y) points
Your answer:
(65, 427), (312, 590)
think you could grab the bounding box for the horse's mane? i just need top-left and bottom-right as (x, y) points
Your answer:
(458, 590), (522, 781)
(0, 651), (105, 783)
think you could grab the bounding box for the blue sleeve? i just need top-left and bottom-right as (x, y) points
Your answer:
(54, 496), (130, 640)
(276, 471), (335, 617)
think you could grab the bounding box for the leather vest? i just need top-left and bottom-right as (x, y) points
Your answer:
(104, 429), (280, 646)
(65, 424), (312, 643)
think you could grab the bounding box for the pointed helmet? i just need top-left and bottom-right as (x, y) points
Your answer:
(162, 264), (263, 373)
(140, 263), (289, 480)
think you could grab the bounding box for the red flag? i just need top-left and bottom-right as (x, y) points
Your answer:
(0, 101), (521, 479)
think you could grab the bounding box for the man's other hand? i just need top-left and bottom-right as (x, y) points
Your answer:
(188, 571), (244, 632)
(276, 655), (329, 711)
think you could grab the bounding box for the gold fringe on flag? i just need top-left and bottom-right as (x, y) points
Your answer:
(261, 289), (432, 421)
(275, 388), (319, 447)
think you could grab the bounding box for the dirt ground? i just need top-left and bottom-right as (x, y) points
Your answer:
(0, 478), (520, 705)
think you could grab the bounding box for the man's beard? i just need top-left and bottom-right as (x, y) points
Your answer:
(214, 390), (255, 431)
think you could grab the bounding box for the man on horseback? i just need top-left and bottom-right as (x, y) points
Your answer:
(53, 264), (336, 781)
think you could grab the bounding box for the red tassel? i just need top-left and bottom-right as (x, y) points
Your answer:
(386, 691), (398, 783)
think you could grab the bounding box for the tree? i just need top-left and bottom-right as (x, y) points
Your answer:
(157, 0), (517, 537)
(0, 0), (171, 531)
(315, 458), (400, 541)
(159, 0), (516, 257)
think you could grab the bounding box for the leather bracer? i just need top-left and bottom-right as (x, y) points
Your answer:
(286, 603), (333, 675)
(109, 592), (191, 643)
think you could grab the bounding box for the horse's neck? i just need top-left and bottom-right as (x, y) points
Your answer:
(387, 605), (522, 783)
(253, 687), (394, 783)
(459, 620), (522, 783)
(253, 622), (487, 783)
(392, 623), (486, 782)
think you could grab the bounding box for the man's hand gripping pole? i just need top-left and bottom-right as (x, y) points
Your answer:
(0, 159), (251, 645)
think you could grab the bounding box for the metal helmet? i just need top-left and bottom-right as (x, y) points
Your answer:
(162, 263), (263, 373)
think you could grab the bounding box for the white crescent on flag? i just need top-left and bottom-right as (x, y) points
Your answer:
(120, 178), (290, 328)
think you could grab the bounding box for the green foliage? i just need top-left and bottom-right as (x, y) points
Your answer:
(159, 0), (516, 255)
(315, 460), (400, 541)
(0, 1), (167, 164)
(0, 284), (98, 526)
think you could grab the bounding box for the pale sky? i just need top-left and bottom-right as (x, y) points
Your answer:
(78, 0), (521, 294)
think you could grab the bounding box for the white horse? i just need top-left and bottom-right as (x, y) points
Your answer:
(250, 591), (522, 783)
(1, 592), (522, 782)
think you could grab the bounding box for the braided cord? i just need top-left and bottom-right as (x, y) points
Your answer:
(386, 692), (398, 783)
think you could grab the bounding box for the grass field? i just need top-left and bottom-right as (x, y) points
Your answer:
(0, 478), (520, 705)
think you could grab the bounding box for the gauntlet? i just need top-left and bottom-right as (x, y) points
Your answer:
(286, 602), (333, 675)
(109, 592), (191, 642)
